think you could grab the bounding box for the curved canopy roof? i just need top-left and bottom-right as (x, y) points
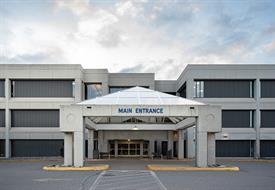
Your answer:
(78, 86), (205, 106)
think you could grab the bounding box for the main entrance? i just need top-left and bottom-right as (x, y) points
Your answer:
(109, 140), (149, 157)
(61, 86), (221, 167)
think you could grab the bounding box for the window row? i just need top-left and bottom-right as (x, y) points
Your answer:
(216, 140), (275, 157)
(0, 80), (75, 98)
(193, 80), (275, 98)
(0, 109), (274, 128)
(222, 110), (275, 128)
(0, 110), (59, 128)
(0, 80), (150, 99)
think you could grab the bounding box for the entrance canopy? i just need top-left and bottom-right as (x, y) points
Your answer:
(75, 87), (209, 130)
(60, 86), (221, 167)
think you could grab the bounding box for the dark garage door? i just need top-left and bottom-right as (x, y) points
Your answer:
(11, 140), (63, 157)
(216, 140), (253, 157)
(260, 141), (275, 157)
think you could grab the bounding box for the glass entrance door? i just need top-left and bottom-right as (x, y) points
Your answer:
(109, 140), (149, 157)
(118, 141), (140, 156)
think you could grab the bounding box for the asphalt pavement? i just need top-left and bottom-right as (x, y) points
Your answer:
(0, 159), (275, 190)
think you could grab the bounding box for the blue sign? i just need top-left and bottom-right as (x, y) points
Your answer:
(118, 107), (164, 114)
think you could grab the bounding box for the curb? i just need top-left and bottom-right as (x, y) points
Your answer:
(147, 165), (240, 171)
(43, 164), (110, 171)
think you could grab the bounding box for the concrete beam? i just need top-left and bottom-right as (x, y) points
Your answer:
(176, 117), (195, 130)
(85, 117), (97, 130)
(96, 124), (176, 130)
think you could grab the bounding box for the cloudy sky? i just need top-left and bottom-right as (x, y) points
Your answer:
(0, 0), (275, 79)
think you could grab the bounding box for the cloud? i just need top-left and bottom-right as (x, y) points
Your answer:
(263, 40), (275, 53)
(55, 0), (91, 16)
(119, 64), (144, 73)
(115, 1), (144, 18)
(1, 0), (275, 79)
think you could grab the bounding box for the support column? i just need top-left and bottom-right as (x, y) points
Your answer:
(178, 130), (184, 159)
(5, 78), (10, 159)
(195, 116), (208, 167)
(149, 140), (155, 157)
(64, 133), (73, 166)
(88, 130), (94, 159)
(115, 140), (118, 158)
(255, 78), (261, 158)
(74, 131), (84, 167)
(98, 130), (103, 153)
(157, 141), (161, 155)
(196, 131), (208, 167)
(168, 131), (174, 157)
(207, 132), (216, 166)
(187, 127), (195, 158)
(74, 78), (82, 103)
(140, 141), (143, 157)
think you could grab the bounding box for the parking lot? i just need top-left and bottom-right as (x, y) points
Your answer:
(0, 159), (275, 190)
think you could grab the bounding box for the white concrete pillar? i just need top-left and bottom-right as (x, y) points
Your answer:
(74, 131), (84, 167)
(98, 130), (103, 152)
(207, 133), (216, 166)
(149, 140), (155, 156)
(74, 78), (82, 103)
(140, 141), (143, 157)
(5, 78), (10, 159)
(255, 78), (261, 158)
(102, 138), (108, 152)
(178, 130), (184, 159)
(157, 141), (161, 154)
(168, 131), (174, 157)
(115, 140), (118, 157)
(195, 116), (208, 168)
(64, 133), (73, 166)
(88, 130), (94, 159)
(186, 78), (196, 159)
(196, 131), (208, 167)
(187, 127), (195, 158)
(97, 131), (108, 152)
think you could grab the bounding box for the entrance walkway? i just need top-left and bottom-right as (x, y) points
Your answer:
(89, 170), (167, 190)
(86, 158), (194, 170)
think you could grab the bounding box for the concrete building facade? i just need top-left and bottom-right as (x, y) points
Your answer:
(0, 64), (275, 159)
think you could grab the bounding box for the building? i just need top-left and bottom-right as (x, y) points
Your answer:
(0, 64), (275, 159)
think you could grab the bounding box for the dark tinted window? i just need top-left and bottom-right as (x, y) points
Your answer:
(260, 140), (275, 157)
(196, 80), (253, 98)
(0, 140), (4, 157)
(216, 140), (253, 157)
(177, 83), (186, 98)
(261, 110), (275, 128)
(11, 110), (59, 128)
(0, 80), (4, 97)
(11, 140), (63, 157)
(11, 80), (74, 97)
(0, 110), (5, 127)
(261, 80), (275, 98)
(222, 110), (253, 128)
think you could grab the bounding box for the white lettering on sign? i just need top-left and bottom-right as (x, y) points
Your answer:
(118, 107), (164, 114)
